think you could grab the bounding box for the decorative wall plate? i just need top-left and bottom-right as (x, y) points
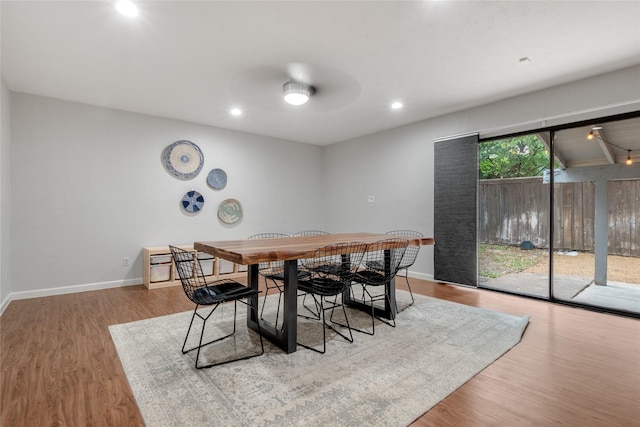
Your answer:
(163, 140), (204, 180)
(218, 199), (242, 224)
(207, 168), (227, 190)
(181, 190), (205, 213)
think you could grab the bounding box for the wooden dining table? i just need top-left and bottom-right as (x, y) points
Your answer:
(195, 232), (435, 353)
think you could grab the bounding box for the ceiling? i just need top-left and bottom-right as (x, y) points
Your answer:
(2, 1), (640, 146)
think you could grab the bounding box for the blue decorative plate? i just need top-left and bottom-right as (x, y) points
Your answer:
(207, 168), (227, 189)
(163, 140), (204, 180)
(181, 190), (205, 213)
(217, 199), (242, 224)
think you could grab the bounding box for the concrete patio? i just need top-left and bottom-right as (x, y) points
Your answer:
(480, 273), (640, 314)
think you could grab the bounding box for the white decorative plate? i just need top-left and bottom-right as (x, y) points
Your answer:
(163, 140), (204, 180)
(218, 199), (242, 224)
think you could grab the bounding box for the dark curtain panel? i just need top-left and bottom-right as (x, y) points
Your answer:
(434, 134), (479, 286)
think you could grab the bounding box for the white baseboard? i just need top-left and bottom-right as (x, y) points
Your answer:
(0, 294), (11, 317)
(1, 278), (143, 316)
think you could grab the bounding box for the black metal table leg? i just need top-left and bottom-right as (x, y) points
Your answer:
(247, 261), (298, 353)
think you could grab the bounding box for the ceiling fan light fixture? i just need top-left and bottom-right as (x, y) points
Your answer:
(283, 81), (314, 106)
(115, 0), (139, 17)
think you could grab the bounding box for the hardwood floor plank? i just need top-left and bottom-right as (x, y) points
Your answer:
(1, 279), (639, 426)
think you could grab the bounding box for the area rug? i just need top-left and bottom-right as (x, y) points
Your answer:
(109, 292), (529, 426)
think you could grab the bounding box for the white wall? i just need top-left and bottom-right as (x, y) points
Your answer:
(9, 94), (324, 297)
(0, 78), (11, 311)
(5, 65), (640, 302)
(323, 66), (640, 281)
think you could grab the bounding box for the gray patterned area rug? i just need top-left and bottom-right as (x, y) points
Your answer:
(109, 292), (529, 427)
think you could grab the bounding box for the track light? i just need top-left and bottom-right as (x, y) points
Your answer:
(587, 126), (602, 140)
(586, 125), (636, 166)
(283, 81), (315, 106)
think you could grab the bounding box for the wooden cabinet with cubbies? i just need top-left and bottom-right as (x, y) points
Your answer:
(142, 245), (245, 290)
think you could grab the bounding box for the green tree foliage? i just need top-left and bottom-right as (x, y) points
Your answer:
(479, 134), (552, 179)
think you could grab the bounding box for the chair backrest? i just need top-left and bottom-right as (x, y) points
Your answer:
(361, 238), (409, 285)
(248, 232), (289, 239)
(169, 245), (209, 304)
(386, 230), (423, 269)
(248, 233), (289, 274)
(292, 230), (330, 237)
(302, 242), (367, 286)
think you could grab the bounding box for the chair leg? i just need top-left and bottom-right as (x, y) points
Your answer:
(301, 293), (321, 319)
(183, 300), (264, 369)
(375, 292), (397, 328)
(298, 295), (353, 354)
(343, 283), (397, 335)
(260, 277), (284, 330)
(297, 296), (327, 354)
(336, 284), (376, 336)
(182, 303), (233, 354)
(396, 268), (415, 313)
(328, 295), (354, 344)
(181, 306), (200, 354)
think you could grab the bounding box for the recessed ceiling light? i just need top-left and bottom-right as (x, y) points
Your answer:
(116, 0), (139, 17)
(519, 57), (531, 65)
(391, 102), (403, 110)
(230, 108), (242, 116)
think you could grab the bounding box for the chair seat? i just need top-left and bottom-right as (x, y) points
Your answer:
(267, 270), (310, 281)
(192, 279), (257, 305)
(365, 260), (384, 270)
(354, 270), (387, 286)
(298, 277), (345, 297)
(306, 263), (346, 276)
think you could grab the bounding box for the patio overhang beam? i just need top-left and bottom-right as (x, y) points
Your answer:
(538, 132), (567, 169)
(593, 129), (616, 164)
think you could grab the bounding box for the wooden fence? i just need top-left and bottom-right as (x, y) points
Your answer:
(478, 177), (639, 256)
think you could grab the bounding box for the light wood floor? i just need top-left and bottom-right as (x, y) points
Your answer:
(1, 279), (639, 426)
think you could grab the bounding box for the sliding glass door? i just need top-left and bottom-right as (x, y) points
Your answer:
(477, 132), (551, 298)
(551, 118), (640, 316)
(474, 115), (639, 316)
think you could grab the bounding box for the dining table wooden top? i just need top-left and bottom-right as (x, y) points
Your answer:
(194, 232), (435, 265)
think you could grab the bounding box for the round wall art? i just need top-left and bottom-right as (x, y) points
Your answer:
(163, 140), (204, 180)
(217, 198), (242, 224)
(207, 168), (228, 190)
(181, 190), (205, 213)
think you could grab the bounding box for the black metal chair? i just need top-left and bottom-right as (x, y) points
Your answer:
(291, 230), (330, 237)
(247, 233), (289, 330)
(386, 230), (423, 309)
(349, 238), (408, 335)
(296, 242), (367, 354)
(292, 230), (330, 316)
(169, 245), (264, 369)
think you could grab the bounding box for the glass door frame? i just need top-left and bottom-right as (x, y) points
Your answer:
(476, 110), (640, 318)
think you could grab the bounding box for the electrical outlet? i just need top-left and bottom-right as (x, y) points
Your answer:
(122, 257), (130, 267)
(368, 195), (375, 203)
